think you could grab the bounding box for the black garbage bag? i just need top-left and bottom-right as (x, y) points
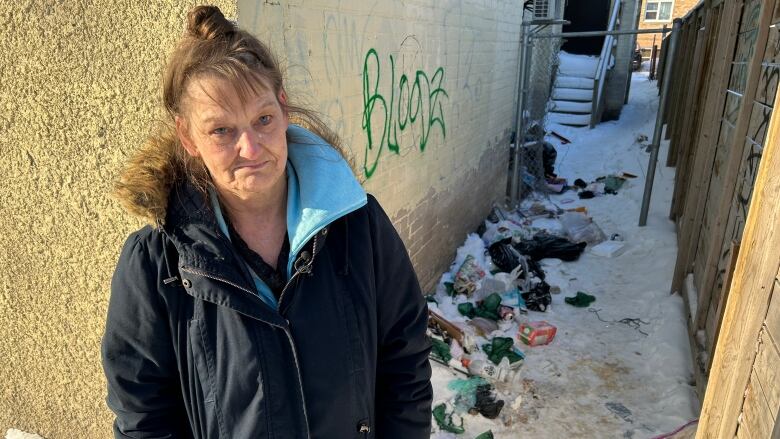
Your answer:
(488, 239), (521, 273)
(472, 384), (505, 420)
(527, 258), (546, 281)
(521, 281), (552, 312)
(514, 233), (587, 262)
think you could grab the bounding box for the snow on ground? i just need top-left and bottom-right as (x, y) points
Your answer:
(429, 72), (698, 439)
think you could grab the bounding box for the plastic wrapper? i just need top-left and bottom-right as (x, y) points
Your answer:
(453, 254), (486, 296)
(559, 211), (607, 246)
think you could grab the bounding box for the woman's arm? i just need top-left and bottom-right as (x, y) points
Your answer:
(101, 231), (190, 438)
(367, 196), (433, 438)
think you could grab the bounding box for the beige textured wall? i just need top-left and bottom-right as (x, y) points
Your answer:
(0, 1), (236, 437)
(238, 0), (523, 290)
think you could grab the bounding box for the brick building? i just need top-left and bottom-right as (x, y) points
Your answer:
(637, 0), (700, 56)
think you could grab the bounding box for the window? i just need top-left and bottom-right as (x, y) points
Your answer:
(645, 1), (674, 21)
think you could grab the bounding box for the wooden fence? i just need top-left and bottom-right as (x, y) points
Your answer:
(662, 0), (780, 436)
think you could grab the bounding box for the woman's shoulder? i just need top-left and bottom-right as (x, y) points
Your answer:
(115, 225), (170, 271)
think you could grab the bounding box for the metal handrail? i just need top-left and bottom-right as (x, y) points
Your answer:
(590, 0), (622, 127)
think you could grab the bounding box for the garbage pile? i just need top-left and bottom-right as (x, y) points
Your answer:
(427, 191), (629, 435)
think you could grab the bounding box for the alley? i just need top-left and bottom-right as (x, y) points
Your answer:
(428, 72), (699, 438)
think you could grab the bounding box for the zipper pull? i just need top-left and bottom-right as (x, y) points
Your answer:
(293, 250), (312, 274)
(357, 421), (370, 434)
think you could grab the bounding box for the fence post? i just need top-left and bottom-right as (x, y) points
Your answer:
(638, 19), (681, 226)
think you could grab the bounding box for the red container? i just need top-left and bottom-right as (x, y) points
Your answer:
(517, 321), (557, 346)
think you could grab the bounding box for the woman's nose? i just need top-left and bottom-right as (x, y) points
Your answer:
(236, 129), (262, 158)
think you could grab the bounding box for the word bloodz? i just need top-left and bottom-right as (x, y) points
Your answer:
(361, 48), (448, 178)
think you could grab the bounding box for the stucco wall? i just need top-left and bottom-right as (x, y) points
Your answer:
(1, 0), (522, 436)
(0, 1), (237, 437)
(238, 0), (524, 291)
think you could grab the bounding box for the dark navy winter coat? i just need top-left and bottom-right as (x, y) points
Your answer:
(101, 125), (433, 438)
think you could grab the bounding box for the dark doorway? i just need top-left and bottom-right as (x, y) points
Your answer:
(561, 0), (611, 55)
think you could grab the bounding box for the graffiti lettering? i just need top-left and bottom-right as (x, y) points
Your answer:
(361, 48), (448, 178)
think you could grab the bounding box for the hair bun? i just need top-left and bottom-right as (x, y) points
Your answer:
(187, 5), (235, 40)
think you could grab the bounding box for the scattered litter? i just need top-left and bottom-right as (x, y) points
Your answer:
(467, 356), (521, 383)
(458, 293), (503, 321)
(559, 211), (607, 246)
(448, 376), (489, 412)
(579, 190), (595, 199)
(454, 255), (486, 296)
(432, 403), (466, 434)
(517, 321), (558, 346)
(597, 175), (628, 194)
(482, 337), (525, 366)
(605, 402), (634, 423)
(472, 384), (505, 419)
(515, 234), (587, 261)
(429, 310), (467, 347)
(590, 240), (627, 257)
(521, 281), (552, 312)
(550, 130), (572, 144)
(589, 308), (650, 336)
(468, 317), (500, 336)
(431, 338), (453, 362)
(488, 240), (523, 273)
(475, 431), (495, 439)
(565, 291), (597, 307)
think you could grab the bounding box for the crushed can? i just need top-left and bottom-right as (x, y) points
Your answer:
(517, 321), (557, 346)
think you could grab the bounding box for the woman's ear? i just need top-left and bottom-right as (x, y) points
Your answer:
(175, 116), (200, 157)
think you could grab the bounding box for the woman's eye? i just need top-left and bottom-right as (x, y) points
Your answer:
(212, 127), (231, 136)
(258, 115), (272, 125)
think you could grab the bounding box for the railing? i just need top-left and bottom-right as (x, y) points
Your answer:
(590, 0), (622, 128)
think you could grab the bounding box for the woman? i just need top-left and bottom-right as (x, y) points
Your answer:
(101, 5), (432, 438)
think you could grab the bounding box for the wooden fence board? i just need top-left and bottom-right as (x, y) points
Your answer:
(695, 0), (773, 333)
(766, 277), (780, 350)
(695, 35), (780, 436)
(753, 332), (780, 420)
(671, 1), (742, 294)
(740, 370), (775, 439)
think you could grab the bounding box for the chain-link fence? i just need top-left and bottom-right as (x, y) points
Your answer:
(513, 26), (562, 200)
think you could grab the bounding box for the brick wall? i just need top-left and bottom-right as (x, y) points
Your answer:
(637, 0), (700, 53)
(238, 0), (525, 291)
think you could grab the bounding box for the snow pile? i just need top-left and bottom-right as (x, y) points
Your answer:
(558, 51), (600, 78)
(428, 73), (698, 438)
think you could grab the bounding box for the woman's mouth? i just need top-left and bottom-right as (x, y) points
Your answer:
(235, 161), (270, 171)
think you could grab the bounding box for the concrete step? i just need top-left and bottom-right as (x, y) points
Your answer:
(551, 100), (592, 114)
(552, 87), (594, 102)
(548, 112), (591, 127)
(556, 76), (596, 89)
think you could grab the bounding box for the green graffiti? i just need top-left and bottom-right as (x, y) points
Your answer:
(361, 48), (448, 178)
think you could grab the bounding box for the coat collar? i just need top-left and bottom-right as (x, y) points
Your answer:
(161, 125), (366, 316)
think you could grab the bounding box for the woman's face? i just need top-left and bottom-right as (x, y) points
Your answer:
(177, 76), (289, 199)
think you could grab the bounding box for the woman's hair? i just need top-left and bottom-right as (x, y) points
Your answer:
(117, 5), (346, 208)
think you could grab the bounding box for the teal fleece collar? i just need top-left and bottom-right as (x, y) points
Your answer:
(285, 125), (367, 273)
(210, 124), (367, 308)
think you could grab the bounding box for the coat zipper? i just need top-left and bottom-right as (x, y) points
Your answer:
(181, 253), (317, 438)
(179, 234), (323, 439)
(278, 232), (320, 308)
